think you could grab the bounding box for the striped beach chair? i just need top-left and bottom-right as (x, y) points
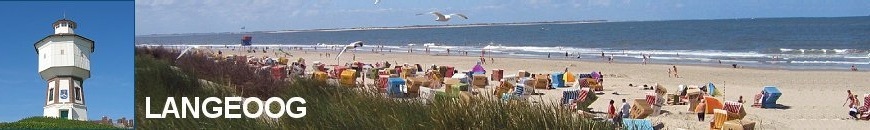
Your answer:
(724, 101), (742, 113)
(723, 101), (747, 120)
(561, 89), (580, 105)
(645, 92), (656, 108)
(859, 94), (870, 119)
(577, 88), (590, 102)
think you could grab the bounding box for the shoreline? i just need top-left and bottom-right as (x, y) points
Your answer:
(174, 45), (865, 72)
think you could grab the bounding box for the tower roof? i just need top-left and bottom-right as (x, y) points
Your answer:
(52, 19), (77, 29)
(33, 34), (94, 53)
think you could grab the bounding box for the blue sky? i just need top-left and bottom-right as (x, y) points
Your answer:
(0, 1), (133, 122)
(135, 0), (870, 35)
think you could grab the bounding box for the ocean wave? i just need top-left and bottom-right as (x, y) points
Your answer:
(790, 61), (869, 65)
(777, 48), (867, 54)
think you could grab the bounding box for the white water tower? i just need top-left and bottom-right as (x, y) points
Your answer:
(34, 18), (94, 121)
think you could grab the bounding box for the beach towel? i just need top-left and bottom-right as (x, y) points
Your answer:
(622, 119), (653, 130)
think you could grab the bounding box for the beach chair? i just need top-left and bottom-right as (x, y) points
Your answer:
(339, 69), (357, 87)
(645, 93), (663, 116)
(533, 75), (550, 89)
(387, 78), (406, 97)
(752, 93), (763, 108)
(551, 72), (565, 88)
(761, 86), (782, 108)
(472, 74), (488, 88)
(724, 101), (747, 120)
(493, 81), (514, 97)
(622, 118), (653, 130)
(563, 72), (576, 86)
(561, 89), (580, 105)
(576, 88), (597, 112)
(705, 96), (724, 114)
(630, 99), (653, 119)
(722, 119), (756, 130)
(710, 109), (728, 130)
(859, 94), (870, 120)
(491, 69), (504, 81)
(312, 71), (328, 81)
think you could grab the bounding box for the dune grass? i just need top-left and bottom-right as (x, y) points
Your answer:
(135, 47), (615, 129)
(0, 117), (120, 129)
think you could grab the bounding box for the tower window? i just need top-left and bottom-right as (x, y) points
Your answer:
(75, 87), (81, 101)
(60, 50), (64, 55)
(48, 88), (54, 101)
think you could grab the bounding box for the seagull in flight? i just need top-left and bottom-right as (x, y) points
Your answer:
(428, 12), (468, 22)
(374, 0), (380, 5)
(336, 41), (364, 60)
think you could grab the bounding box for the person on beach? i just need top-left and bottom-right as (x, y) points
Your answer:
(672, 65), (679, 78)
(601, 52), (605, 58)
(620, 99), (630, 118)
(852, 65), (858, 71)
(850, 105), (859, 119)
(696, 96), (707, 121)
(608, 100), (617, 118)
(667, 68), (673, 78)
(548, 53), (551, 58)
(608, 100), (621, 126)
(642, 54), (648, 65)
(738, 96), (745, 104)
(844, 90), (855, 107)
(608, 54), (614, 63)
(490, 57), (495, 64)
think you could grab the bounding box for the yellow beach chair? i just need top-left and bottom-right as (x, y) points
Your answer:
(711, 109), (728, 130)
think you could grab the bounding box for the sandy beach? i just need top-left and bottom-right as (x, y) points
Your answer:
(205, 47), (870, 129)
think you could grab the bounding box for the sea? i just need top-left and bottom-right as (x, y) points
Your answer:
(136, 16), (870, 70)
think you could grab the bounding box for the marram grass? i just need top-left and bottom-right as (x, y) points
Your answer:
(135, 47), (615, 129)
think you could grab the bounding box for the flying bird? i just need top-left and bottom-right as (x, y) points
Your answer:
(428, 12), (468, 22)
(374, 0), (380, 5)
(336, 41), (364, 60)
(176, 45), (201, 60)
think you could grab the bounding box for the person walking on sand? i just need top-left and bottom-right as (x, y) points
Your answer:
(667, 68), (672, 78)
(844, 90), (855, 107)
(672, 65), (679, 78)
(548, 53), (551, 58)
(696, 98), (706, 121)
(620, 99), (631, 118)
(608, 100), (617, 119)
